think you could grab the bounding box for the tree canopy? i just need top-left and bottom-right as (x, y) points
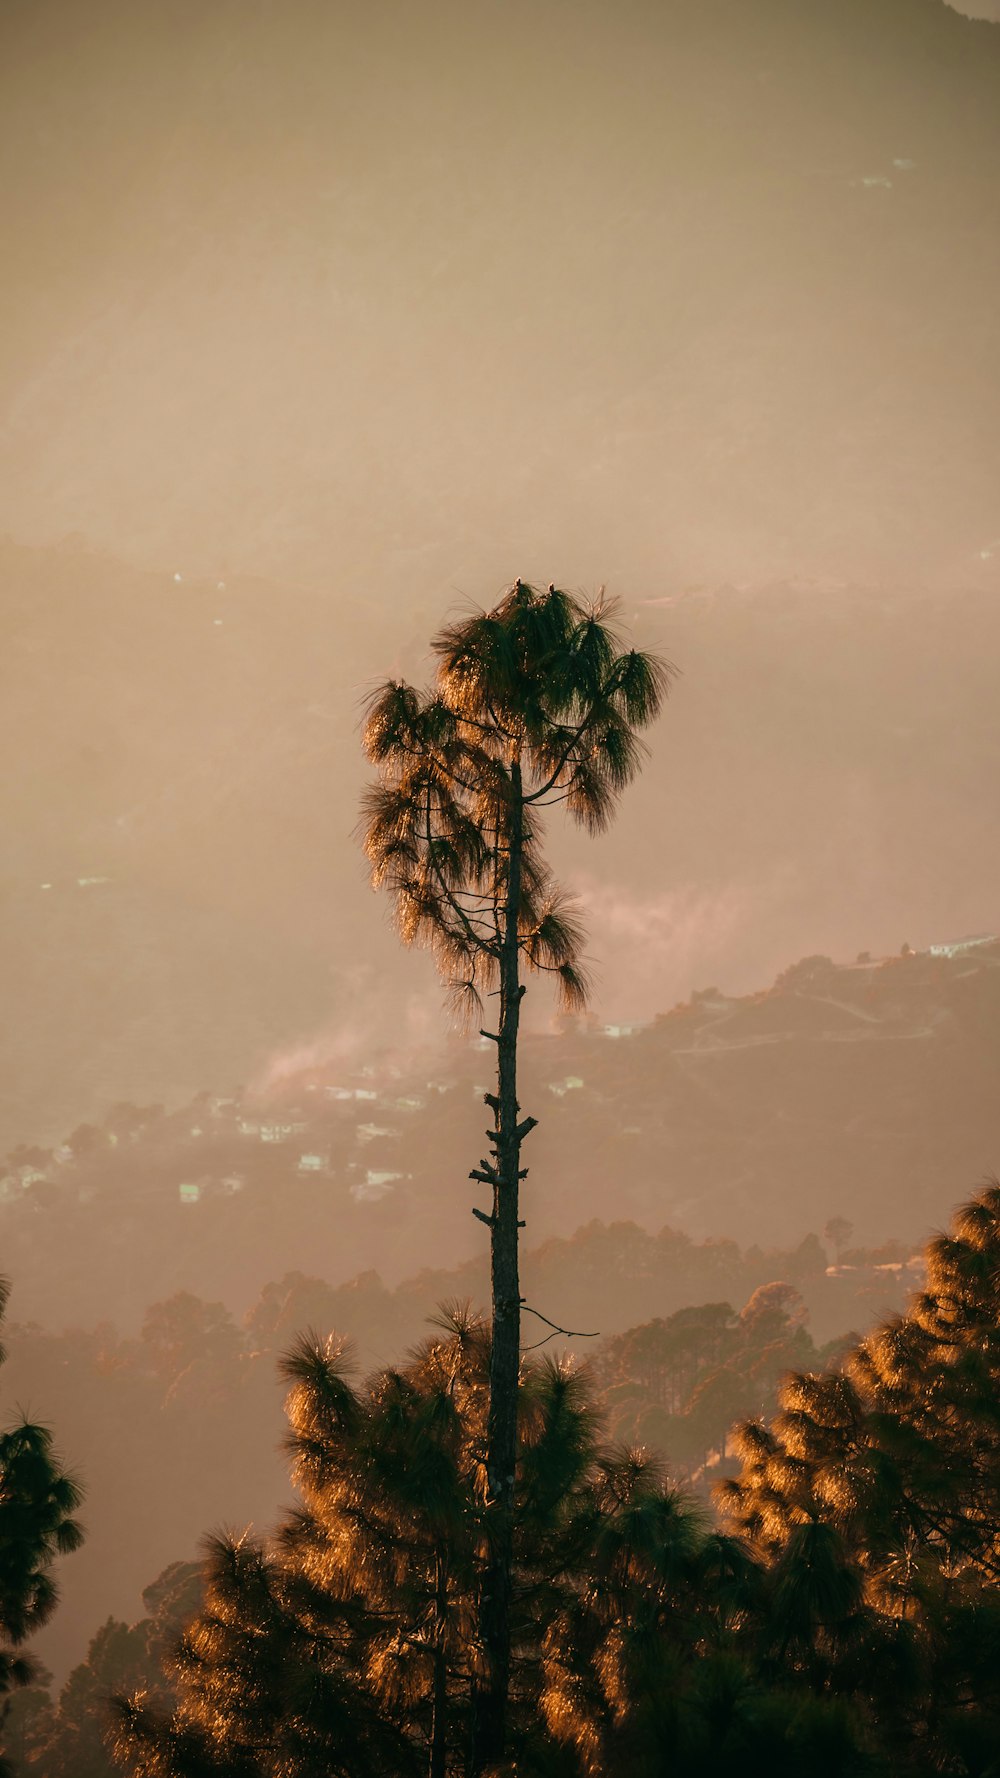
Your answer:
(361, 579), (671, 1020)
(109, 1183), (1000, 1778)
(0, 1277), (83, 1777)
(361, 579), (671, 1768)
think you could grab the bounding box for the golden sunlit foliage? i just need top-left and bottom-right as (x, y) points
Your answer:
(105, 1183), (1000, 1776)
(718, 1179), (1000, 1770)
(114, 1313), (743, 1777)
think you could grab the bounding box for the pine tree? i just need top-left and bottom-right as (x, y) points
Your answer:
(361, 579), (670, 1768)
(114, 1312), (610, 1777)
(717, 1181), (1000, 1771)
(0, 1277), (83, 1776)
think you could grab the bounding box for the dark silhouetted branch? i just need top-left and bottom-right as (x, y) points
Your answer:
(520, 1303), (599, 1352)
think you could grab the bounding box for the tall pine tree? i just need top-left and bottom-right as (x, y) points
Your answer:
(361, 579), (669, 1767)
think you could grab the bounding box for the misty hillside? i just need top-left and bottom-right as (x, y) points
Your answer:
(3, 539), (999, 1152)
(2, 933), (997, 1332)
(4, 2), (1000, 1768)
(2, 0), (999, 593)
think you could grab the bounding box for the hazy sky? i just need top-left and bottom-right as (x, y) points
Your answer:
(2, 0), (998, 593)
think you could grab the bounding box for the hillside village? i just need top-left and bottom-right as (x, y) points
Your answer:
(2, 933), (996, 1332)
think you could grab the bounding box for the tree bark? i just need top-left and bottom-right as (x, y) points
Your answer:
(471, 760), (524, 1773)
(429, 1550), (448, 1778)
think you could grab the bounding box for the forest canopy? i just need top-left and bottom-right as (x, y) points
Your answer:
(78, 1181), (1000, 1778)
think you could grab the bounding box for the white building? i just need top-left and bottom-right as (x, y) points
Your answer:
(259, 1121), (308, 1144)
(352, 1168), (405, 1202)
(928, 933), (997, 960)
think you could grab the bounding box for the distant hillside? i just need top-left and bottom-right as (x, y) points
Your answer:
(2, 933), (997, 1329)
(3, 539), (1000, 1154)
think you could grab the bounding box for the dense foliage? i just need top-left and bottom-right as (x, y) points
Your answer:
(112, 1308), (850, 1778)
(0, 1279), (83, 1778)
(102, 1183), (1000, 1776)
(2, 1565), (201, 1778)
(719, 1181), (1000, 1773)
(0, 1215), (906, 1724)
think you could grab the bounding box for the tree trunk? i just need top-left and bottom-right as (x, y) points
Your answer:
(471, 762), (524, 1774)
(429, 1550), (448, 1778)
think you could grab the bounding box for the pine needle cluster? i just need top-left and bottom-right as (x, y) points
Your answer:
(110, 1315), (638, 1774)
(0, 1275), (84, 1760)
(718, 1179), (1000, 1769)
(360, 580), (671, 1021)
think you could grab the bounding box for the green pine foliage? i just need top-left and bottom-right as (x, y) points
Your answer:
(112, 1309), (874, 1776)
(718, 1179), (1000, 1772)
(3, 1564), (203, 1778)
(360, 578), (671, 1025)
(0, 1277), (83, 1778)
(112, 1308), (780, 1776)
(361, 579), (671, 1767)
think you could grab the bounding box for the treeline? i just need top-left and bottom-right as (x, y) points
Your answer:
(595, 1281), (853, 1482)
(4, 1184), (1000, 1774)
(6, 928), (1000, 1333)
(243, 1215), (910, 1360)
(1, 1263), (831, 1769)
(2, 1565), (201, 1778)
(0, 1217), (912, 1690)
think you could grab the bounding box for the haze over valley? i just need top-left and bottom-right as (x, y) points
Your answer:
(2, 3), (999, 1773)
(4, 543), (999, 1157)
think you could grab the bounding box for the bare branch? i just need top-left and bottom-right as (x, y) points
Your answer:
(520, 1303), (600, 1342)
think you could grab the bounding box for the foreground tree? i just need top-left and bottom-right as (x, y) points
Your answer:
(361, 578), (670, 1766)
(5, 1563), (202, 1778)
(114, 1312), (599, 1775)
(718, 1180), (1000, 1771)
(112, 1187), (1000, 1776)
(0, 1279), (83, 1777)
(114, 1310), (884, 1778)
